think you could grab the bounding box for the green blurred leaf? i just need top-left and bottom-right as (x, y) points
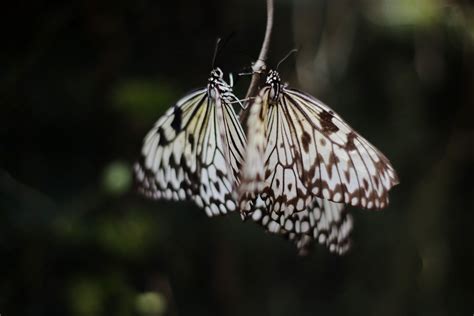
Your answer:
(102, 161), (132, 196)
(366, 0), (443, 27)
(96, 211), (156, 258)
(69, 278), (104, 316)
(111, 78), (179, 123)
(135, 292), (167, 316)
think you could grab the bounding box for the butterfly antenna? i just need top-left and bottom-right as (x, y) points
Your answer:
(219, 31), (235, 53)
(211, 31), (236, 69)
(276, 48), (298, 70)
(211, 37), (222, 69)
(238, 64), (254, 77)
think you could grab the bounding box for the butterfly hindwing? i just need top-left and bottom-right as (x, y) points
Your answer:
(287, 198), (353, 255)
(239, 92), (269, 213)
(249, 197), (352, 255)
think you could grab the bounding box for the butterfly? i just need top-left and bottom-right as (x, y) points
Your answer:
(239, 69), (399, 252)
(134, 67), (247, 217)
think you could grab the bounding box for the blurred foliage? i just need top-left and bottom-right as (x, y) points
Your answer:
(365, 0), (444, 27)
(135, 292), (167, 316)
(0, 0), (473, 315)
(111, 79), (179, 123)
(69, 277), (105, 316)
(102, 161), (132, 195)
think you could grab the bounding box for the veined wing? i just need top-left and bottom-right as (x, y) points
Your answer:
(239, 69), (396, 253)
(215, 92), (247, 188)
(238, 92), (268, 213)
(244, 81), (398, 215)
(237, 90), (351, 255)
(287, 198), (352, 255)
(277, 87), (399, 210)
(134, 82), (246, 217)
(249, 197), (352, 255)
(240, 86), (314, 216)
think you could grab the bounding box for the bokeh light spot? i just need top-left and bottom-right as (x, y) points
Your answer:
(102, 161), (132, 195)
(135, 291), (167, 316)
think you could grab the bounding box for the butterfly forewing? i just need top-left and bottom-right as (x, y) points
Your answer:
(134, 69), (246, 217)
(281, 88), (399, 209)
(135, 89), (205, 201)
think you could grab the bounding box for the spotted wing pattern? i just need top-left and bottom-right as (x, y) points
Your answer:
(134, 69), (246, 217)
(238, 69), (397, 253)
(241, 70), (398, 219)
(287, 198), (352, 255)
(238, 90), (352, 255)
(238, 92), (268, 214)
(277, 87), (399, 209)
(249, 198), (352, 255)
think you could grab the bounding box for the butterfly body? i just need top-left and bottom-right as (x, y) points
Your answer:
(266, 69), (282, 103)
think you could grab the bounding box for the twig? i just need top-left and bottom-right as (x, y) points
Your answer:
(241, 0), (274, 124)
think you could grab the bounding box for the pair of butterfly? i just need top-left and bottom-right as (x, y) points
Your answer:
(134, 66), (399, 255)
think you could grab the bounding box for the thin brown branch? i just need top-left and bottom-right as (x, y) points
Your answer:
(241, 0), (274, 124)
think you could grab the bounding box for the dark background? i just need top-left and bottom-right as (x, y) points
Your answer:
(1, 0), (473, 315)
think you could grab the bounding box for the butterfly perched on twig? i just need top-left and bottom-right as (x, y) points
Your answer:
(239, 69), (399, 254)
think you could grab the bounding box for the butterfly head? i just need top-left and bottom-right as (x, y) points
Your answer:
(210, 67), (224, 81)
(266, 69), (282, 103)
(208, 67), (232, 100)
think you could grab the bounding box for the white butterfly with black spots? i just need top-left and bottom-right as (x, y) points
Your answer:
(134, 68), (246, 217)
(239, 69), (398, 253)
